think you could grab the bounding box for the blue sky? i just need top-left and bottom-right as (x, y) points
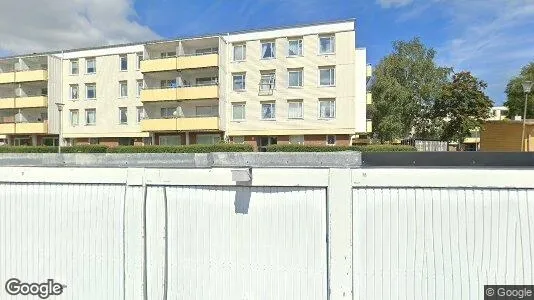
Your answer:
(1, 0), (533, 104)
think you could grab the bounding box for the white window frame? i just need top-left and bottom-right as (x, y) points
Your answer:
(136, 107), (144, 123)
(120, 55), (128, 71)
(319, 35), (335, 54)
(233, 44), (246, 61)
(136, 52), (143, 70)
(70, 59), (79, 75)
(261, 102), (276, 120)
(119, 107), (128, 124)
(85, 109), (96, 125)
(232, 73), (246, 91)
(69, 109), (79, 126)
(137, 80), (143, 97)
(119, 81), (128, 98)
(288, 38), (303, 57)
(232, 102), (246, 121)
(289, 135), (304, 145)
(259, 72), (276, 91)
(86, 58), (96, 74)
(288, 69), (303, 88)
(85, 84), (96, 100)
(326, 135), (336, 145)
(318, 98), (336, 119)
(261, 41), (276, 59)
(319, 66), (336, 87)
(287, 100), (303, 119)
(69, 84), (79, 100)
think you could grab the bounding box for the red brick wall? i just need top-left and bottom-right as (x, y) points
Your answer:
(99, 138), (119, 147)
(277, 136), (290, 145)
(244, 136), (258, 151)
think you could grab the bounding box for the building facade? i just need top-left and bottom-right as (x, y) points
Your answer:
(0, 20), (370, 149)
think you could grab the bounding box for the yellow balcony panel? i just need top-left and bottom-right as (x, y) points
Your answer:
(141, 85), (219, 102)
(0, 98), (15, 109)
(177, 53), (218, 70)
(366, 65), (373, 77)
(16, 70), (48, 83)
(15, 122), (48, 134)
(0, 72), (15, 84)
(140, 57), (177, 73)
(0, 123), (15, 134)
(141, 117), (219, 131)
(366, 119), (373, 133)
(366, 92), (372, 105)
(15, 96), (48, 108)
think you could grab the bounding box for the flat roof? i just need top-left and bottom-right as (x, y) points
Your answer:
(0, 18), (355, 60)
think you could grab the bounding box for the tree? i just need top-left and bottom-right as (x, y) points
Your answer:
(433, 71), (493, 147)
(371, 37), (451, 142)
(504, 62), (534, 119)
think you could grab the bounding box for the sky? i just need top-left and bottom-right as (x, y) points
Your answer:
(1, 0), (533, 105)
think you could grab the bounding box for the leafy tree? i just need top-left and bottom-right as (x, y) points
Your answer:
(371, 37), (451, 141)
(504, 62), (534, 119)
(433, 71), (493, 146)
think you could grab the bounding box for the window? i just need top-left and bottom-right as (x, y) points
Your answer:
(196, 105), (217, 117)
(86, 84), (96, 99)
(233, 44), (246, 61)
(70, 60), (79, 75)
(261, 102), (276, 120)
(326, 135), (336, 145)
(288, 100), (303, 119)
(261, 41), (276, 59)
(195, 77), (218, 86)
(86, 58), (96, 74)
(137, 80), (143, 97)
(70, 84), (79, 100)
(319, 98), (336, 119)
(289, 135), (304, 145)
(70, 109), (79, 126)
(232, 102), (245, 120)
(85, 109), (96, 125)
(160, 52), (176, 58)
(161, 79), (177, 88)
(195, 47), (218, 55)
(159, 135), (181, 145)
(233, 73), (246, 91)
(136, 107), (144, 123)
(233, 136), (245, 144)
(136, 53), (143, 70)
(161, 107), (177, 118)
(119, 81), (128, 98)
(288, 69), (303, 87)
(319, 67), (335, 86)
(288, 39), (303, 56)
(119, 107), (128, 124)
(197, 134), (221, 145)
(120, 55), (128, 71)
(319, 35), (335, 54)
(259, 72), (276, 91)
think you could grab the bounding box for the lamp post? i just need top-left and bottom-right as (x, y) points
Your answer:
(55, 103), (64, 154)
(521, 81), (533, 151)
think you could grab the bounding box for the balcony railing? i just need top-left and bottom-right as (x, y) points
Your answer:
(141, 52), (219, 73)
(141, 83), (219, 102)
(0, 120), (48, 134)
(140, 116), (219, 132)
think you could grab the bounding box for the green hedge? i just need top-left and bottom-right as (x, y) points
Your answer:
(107, 143), (254, 153)
(61, 145), (109, 153)
(0, 145), (109, 153)
(265, 144), (416, 152)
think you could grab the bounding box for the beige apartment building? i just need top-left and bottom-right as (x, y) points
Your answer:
(0, 19), (370, 149)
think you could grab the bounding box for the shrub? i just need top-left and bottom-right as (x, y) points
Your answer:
(265, 144), (415, 152)
(0, 146), (57, 153)
(61, 145), (109, 153)
(107, 143), (254, 153)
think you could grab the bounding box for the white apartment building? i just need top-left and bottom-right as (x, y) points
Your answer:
(0, 19), (370, 149)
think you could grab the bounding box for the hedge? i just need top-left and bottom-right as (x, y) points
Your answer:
(265, 144), (416, 152)
(0, 145), (109, 153)
(107, 144), (254, 153)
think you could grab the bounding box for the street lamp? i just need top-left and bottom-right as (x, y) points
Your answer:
(521, 81), (533, 151)
(55, 103), (64, 154)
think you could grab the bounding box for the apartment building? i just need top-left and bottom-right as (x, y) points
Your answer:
(0, 19), (370, 149)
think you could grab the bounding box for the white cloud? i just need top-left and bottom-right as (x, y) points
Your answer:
(0, 0), (159, 55)
(377, 0), (414, 8)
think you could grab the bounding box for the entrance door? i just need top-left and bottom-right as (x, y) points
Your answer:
(258, 136), (277, 152)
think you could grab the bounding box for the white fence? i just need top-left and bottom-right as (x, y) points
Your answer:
(0, 153), (532, 300)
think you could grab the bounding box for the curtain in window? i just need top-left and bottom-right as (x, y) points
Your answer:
(262, 43), (274, 58)
(288, 102), (302, 118)
(233, 105), (244, 119)
(262, 104), (275, 119)
(120, 109), (127, 122)
(71, 111), (78, 125)
(289, 71), (302, 87)
(234, 46), (244, 60)
(288, 40), (301, 56)
(320, 38), (332, 53)
(320, 101), (335, 118)
(86, 111), (95, 124)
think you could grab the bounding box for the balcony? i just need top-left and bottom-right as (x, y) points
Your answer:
(366, 92), (372, 105)
(366, 119), (373, 133)
(141, 116), (219, 131)
(0, 69), (48, 84)
(15, 122), (48, 134)
(141, 84), (219, 102)
(0, 98), (15, 109)
(15, 96), (48, 108)
(0, 73), (15, 84)
(141, 53), (218, 73)
(0, 123), (15, 134)
(366, 65), (373, 78)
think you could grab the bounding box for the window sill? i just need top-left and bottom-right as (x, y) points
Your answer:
(318, 52), (335, 56)
(260, 57), (276, 60)
(231, 120), (246, 122)
(288, 117), (304, 120)
(261, 118), (276, 121)
(318, 117), (336, 120)
(318, 85), (336, 88)
(288, 86), (303, 89)
(69, 74), (79, 76)
(86, 98), (97, 100)
(287, 55), (303, 58)
(85, 124), (96, 126)
(85, 72), (96, 75)
(120, 69), (128, 72)
(232, 60), (246, 63)
(233, 89), (247, 93)
(69, 99), (79, 101)
(119, 97), (128, 99)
